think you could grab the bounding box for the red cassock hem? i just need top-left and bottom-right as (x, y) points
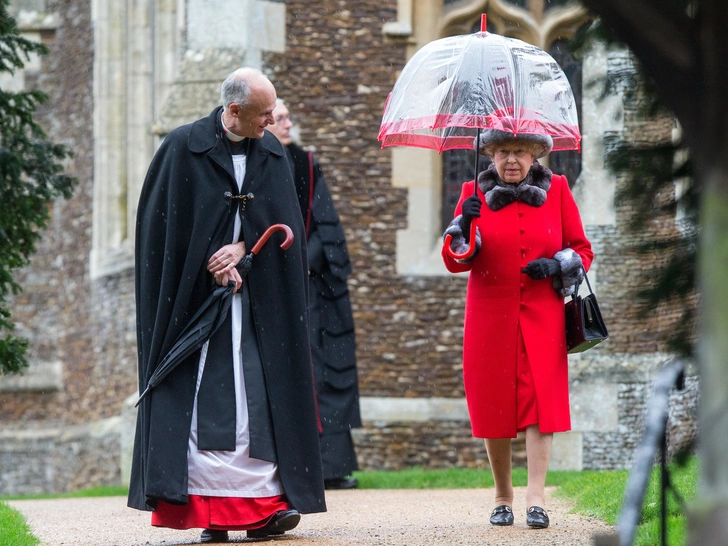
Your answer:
(152, 494), (290, 530)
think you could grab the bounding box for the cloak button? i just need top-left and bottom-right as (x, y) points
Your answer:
(224, 191), (255, 210)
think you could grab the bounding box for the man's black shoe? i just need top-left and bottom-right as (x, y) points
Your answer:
(526, 506), (550, 528)
(489, 505), (514, 526)
(200, 529), (228, 543)
(246, 509), (301, 539)
(324, 476), (358, 490)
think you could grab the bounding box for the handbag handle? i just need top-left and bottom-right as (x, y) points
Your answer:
(572, 266), (594, 299)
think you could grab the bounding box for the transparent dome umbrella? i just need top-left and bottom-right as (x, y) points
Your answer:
(135, 224), (294, 406)
(378, 15), (581, 260)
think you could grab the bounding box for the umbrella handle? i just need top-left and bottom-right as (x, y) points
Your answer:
(250, 223), (294, 255)
(443, 222), (478, 261)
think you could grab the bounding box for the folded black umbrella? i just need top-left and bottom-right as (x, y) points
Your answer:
(134, 223), (294, 407)
(135, 281), (235, 406)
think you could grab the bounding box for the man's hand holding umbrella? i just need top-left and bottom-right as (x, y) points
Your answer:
(208, 242), (246, 292)
(135, 223), (294, 406)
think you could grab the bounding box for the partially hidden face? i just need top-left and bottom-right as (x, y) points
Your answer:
(492, 141), (535, 184)
(267, 103), (294, 145)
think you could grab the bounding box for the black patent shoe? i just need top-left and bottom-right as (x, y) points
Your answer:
(489, 505), (514, 526)
(324, 476), (359, 490)
(200, 529), (228, 543)
(246, 509), (301, 539)
(526, 506), (550, 528)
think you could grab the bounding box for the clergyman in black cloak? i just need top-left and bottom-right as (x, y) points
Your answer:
(129, 68), (325, 543)
(268, 100), (362, 491)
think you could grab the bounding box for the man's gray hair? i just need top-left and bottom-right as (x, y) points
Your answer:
(221, 68), (265, 111)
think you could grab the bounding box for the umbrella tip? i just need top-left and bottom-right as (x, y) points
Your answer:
(481, 14), (487, 33)
(135, 387), (149, 407)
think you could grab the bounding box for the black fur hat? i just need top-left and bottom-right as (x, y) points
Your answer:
(474, 130), (553, 159)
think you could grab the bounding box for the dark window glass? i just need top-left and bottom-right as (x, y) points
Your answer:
(548, 38), (582, 187)
(545, 0), (572, 11)
(441, 150), (491, 231)
(502, 0), (529, 8)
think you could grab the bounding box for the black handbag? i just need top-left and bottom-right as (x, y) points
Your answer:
(565, 270), (608, 353)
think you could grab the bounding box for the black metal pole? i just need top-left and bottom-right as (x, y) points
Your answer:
(473, 127), (481, 196)
(616, 359), (685, 546)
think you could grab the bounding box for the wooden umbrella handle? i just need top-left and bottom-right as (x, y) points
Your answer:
(443, 222), (477, 261)
(250, 223), (294, 255)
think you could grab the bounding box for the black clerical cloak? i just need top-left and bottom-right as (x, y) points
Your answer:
(128, 107), (326, 515)
(286, 143), (361, 435)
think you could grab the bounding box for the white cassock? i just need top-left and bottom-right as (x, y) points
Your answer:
(187, 125), (283, 498)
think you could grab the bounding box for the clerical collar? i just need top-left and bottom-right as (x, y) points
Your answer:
(220, 112), (246, 143)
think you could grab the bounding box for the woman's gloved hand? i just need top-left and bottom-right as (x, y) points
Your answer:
(459, 195), (483, 241)
(522, 258), (561, 280)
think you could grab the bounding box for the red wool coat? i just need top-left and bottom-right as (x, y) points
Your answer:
(443, 174), (593, 438)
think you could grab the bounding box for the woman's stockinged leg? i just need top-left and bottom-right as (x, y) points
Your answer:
(484, 438), (513, 506)
(525, 425), (553, 508)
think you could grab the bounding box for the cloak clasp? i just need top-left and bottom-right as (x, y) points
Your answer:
(224, 191), (255, 210)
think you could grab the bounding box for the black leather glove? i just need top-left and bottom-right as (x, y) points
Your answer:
(522, 258), (561, 280)
(459, 195), (482, 240)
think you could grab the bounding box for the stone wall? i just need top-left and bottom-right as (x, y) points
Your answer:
(264, 1), (470, 400)
(353, 421), (526, 470)
(0, 418), (121, 495)
(1, 0), (99, 429)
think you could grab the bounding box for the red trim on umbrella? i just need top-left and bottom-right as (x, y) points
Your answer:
(379, 132), (580, 154)
(380, 114), (579, 138)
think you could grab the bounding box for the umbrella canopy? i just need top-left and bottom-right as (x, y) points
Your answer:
(135, 223), (295, 406)
(378, 24), (581, 153)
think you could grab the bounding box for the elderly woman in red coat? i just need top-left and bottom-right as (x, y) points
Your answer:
(442, 129), (593, 529)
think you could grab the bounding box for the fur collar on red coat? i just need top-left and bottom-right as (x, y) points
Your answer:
(477, 162), (552, 211)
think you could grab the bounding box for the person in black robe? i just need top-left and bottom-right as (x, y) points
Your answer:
(129, 68), (325, 544)
(268, 100), (362, 490)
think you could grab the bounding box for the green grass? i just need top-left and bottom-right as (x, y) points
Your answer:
(353, 466), (586, 489)
(0, 502), (40, 546)
(554, 456), (697, 545)
(0, 485), (128, 502)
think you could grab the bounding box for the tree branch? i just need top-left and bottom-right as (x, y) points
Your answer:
(580, 0), (702, 139)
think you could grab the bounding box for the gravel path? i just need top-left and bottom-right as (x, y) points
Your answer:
(10, 486), (613, 545)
